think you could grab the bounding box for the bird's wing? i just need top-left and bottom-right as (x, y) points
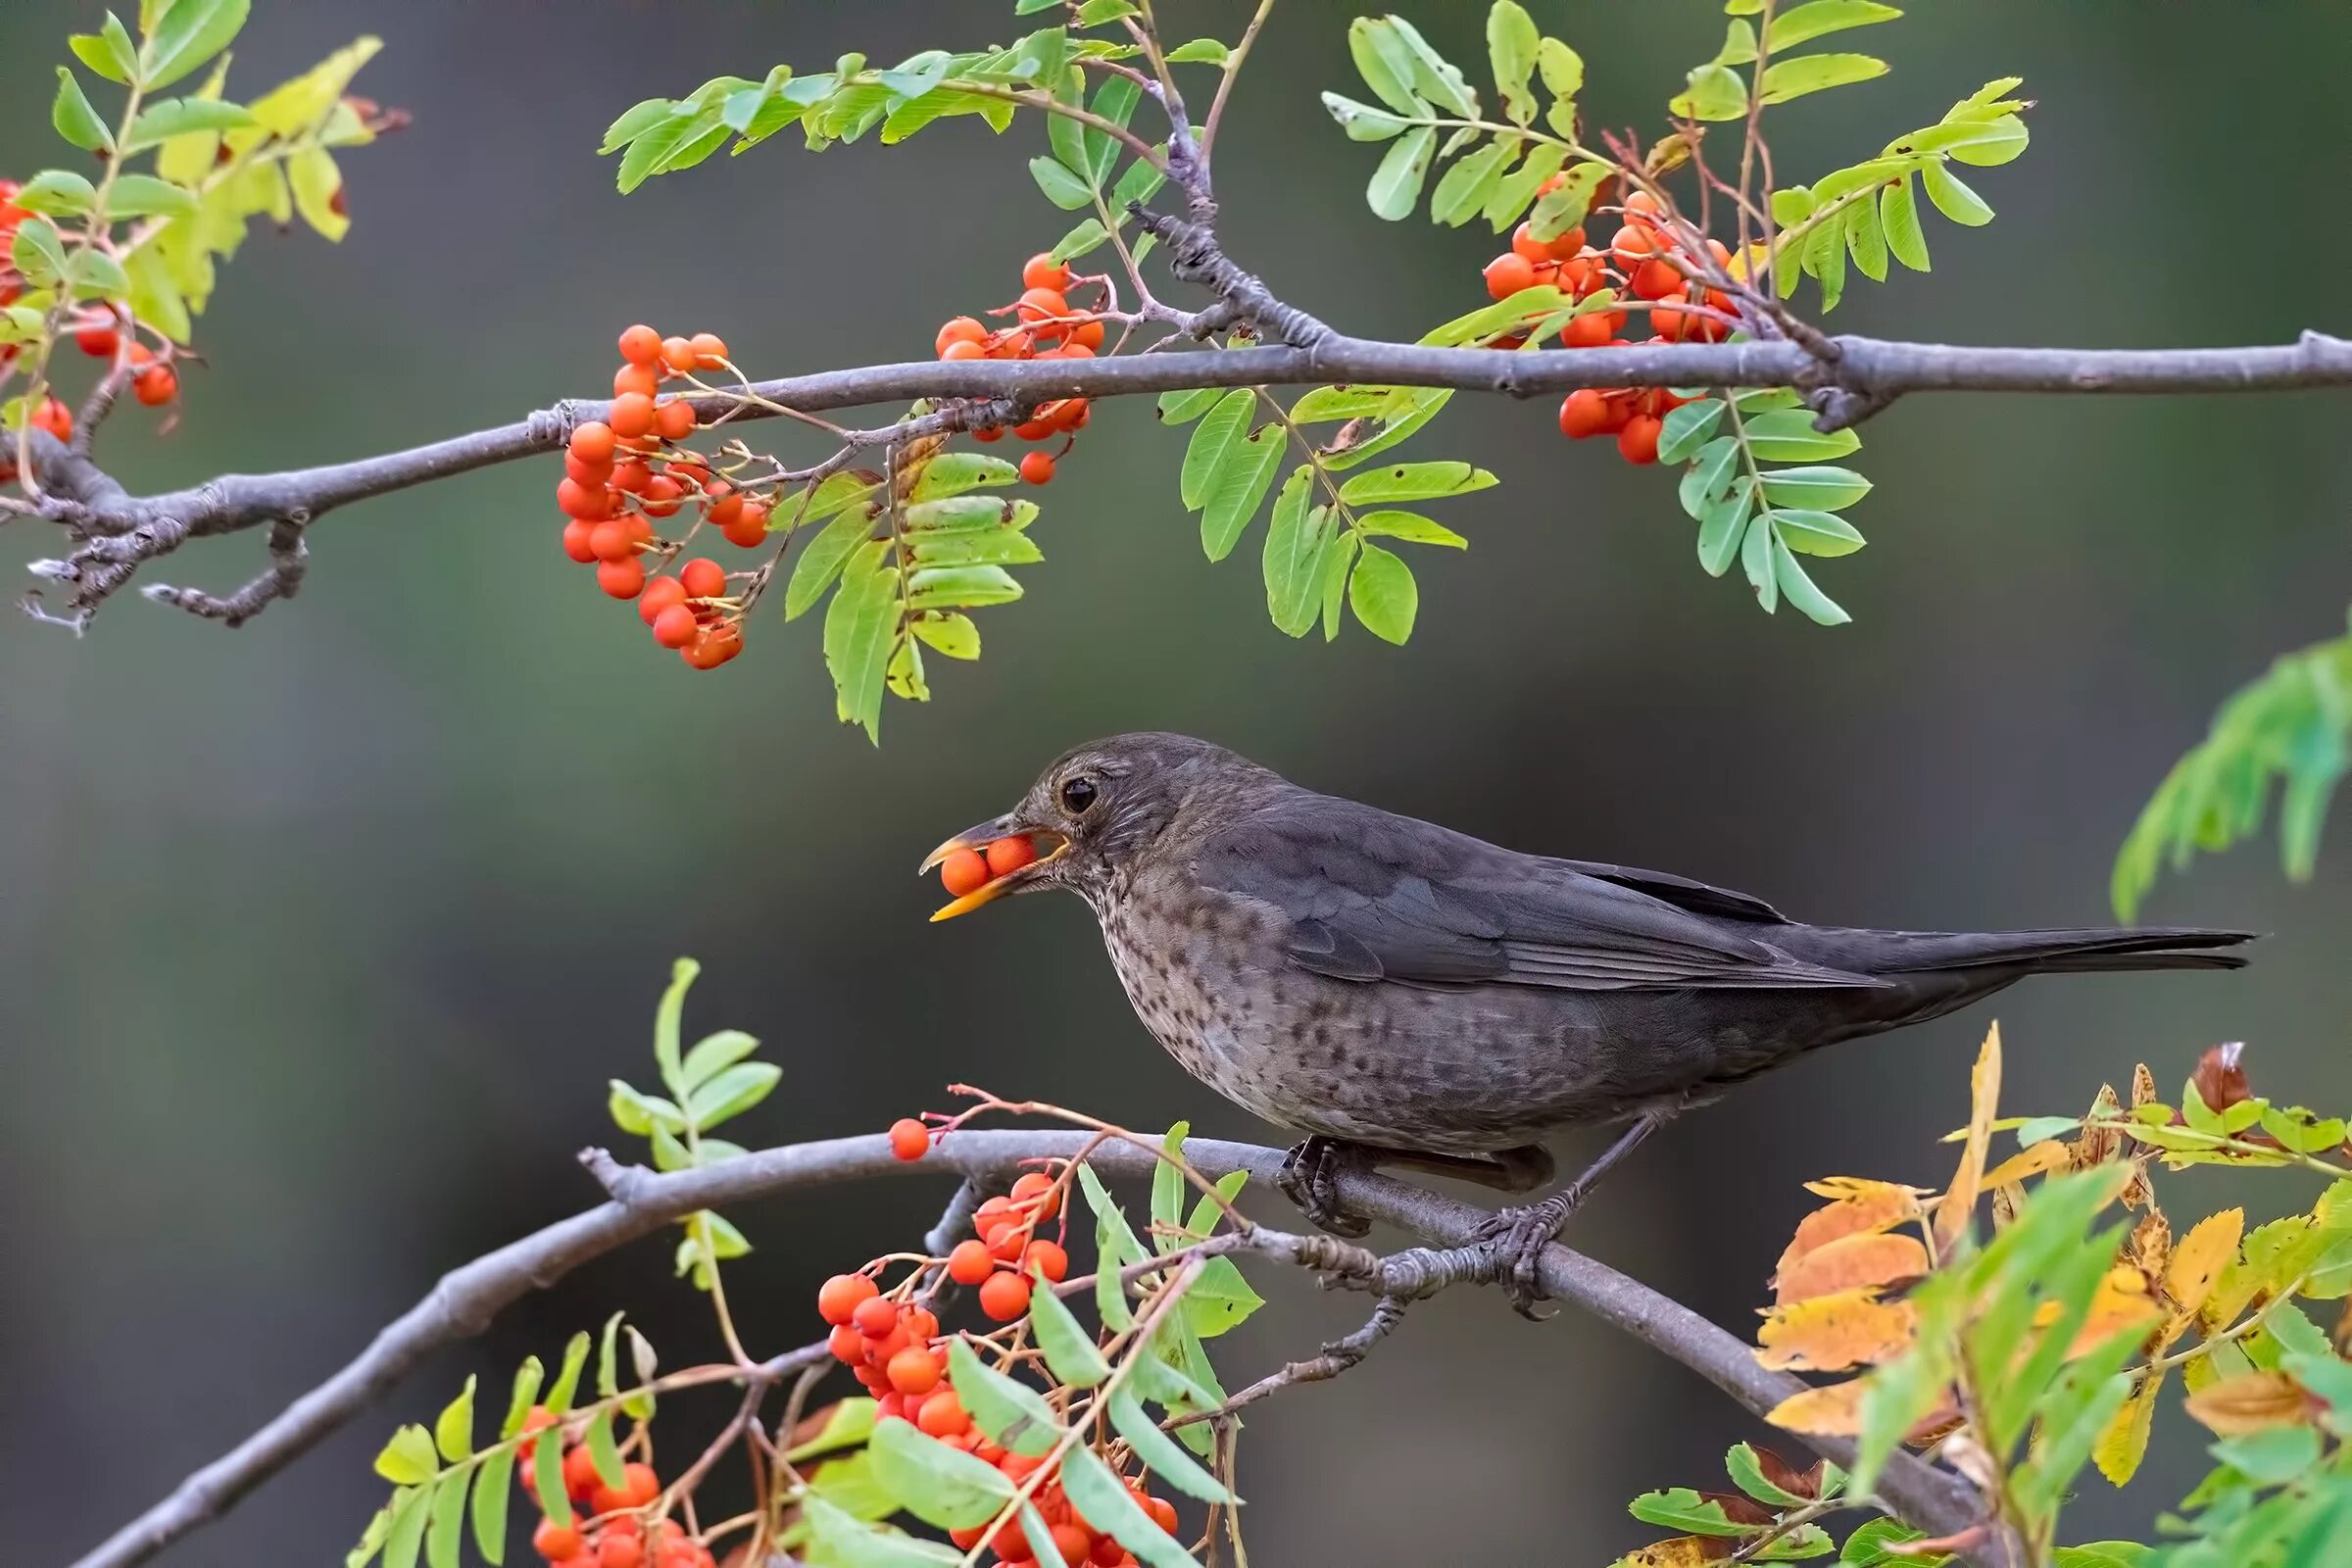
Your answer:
(1192, 795), (1881, 992)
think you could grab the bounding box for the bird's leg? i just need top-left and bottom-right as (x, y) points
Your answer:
(1473, 1107), (1677, 1317)
(1276, 1136), (1375, 1238)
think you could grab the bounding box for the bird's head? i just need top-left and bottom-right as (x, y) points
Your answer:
(919, 732), (1266, 919)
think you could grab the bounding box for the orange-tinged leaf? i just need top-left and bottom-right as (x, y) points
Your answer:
(1756, 1288), (1919, 1372)
(2183, 1369), (2312, 1435)
(2128, 1208), (2173, 1292)
(1775, 1181), (1925, 1282)
(2166, 1208), (2245, 1320)
(1983, 1140), (2071, 1191)
(2190, 1041), (2251, 1112)
(1936, 1021), (2001, 1252)
(1774, 1231), (1931, 1304)
(1613, 1537), (1736, 1567)
(2071, 1265), (2164, 1357)
(2093, 1371), (2162, 1486)
(1767, 1378), (1866, 1437)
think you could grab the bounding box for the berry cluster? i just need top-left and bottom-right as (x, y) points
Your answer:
(512, 1406), (711, 1568)
(1477, 186), (1738, 466)
(557, 325), (764, 669)
(932, 252), (1104, 485)
(1, 178), (177, 461)
(936, 834), (1040, 899)
(816, 1149), (1168, 1568)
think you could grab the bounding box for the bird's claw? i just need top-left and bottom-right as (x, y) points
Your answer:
(1464, 1200), (1570, 1319)
(1277, 1136), (1373, 1238)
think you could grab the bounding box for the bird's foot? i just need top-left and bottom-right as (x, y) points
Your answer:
(1277, 1136), (1373, 1238)
(1464, 1191), (1583, 1319)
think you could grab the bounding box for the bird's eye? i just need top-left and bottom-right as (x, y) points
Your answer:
(1058, 775), (1100, 815)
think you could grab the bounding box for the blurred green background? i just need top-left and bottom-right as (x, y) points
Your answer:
(6, 2), (2349, 1562)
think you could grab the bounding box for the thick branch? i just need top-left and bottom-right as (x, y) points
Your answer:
(18, 330), (2352, 555)
(73, 1130), (1999, 1568)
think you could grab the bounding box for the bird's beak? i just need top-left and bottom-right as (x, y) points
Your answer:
(918, 813), (1070, 921)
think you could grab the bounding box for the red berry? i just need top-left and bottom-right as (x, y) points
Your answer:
(659, 336), (697, 374)
(939, 849), (990, 898)
(886, 1346), (943, 1396)
(890, 1117), (931, 1161)
(828, 1323), (865, 1362)
(654, 398), (697, 442)
(570, 421), (617, 465)
(854, 1295), (901, 1338)
(563, 1444), (603, 1498)
(720, 500), (769, 550)
(76, 324), (120, 358)
(1147, 1497), (1179, 1533)
(675, 557), (723, 600)
(1024, 1240), (1069, 1282)
(618, 324), (662, 366)
(534, 1514), (586, 1562)
(599, 1536), (644, 1568)
(935, 317), (987, 356)
(1009, 1171), (1060, 1219)
(562, 519), (599, 564)
(1017, 452), (1055, 485)
(687, 331), (729, 368)
(1631, 257), (1683, 300)
(1015, 286), (1070, 324)
(652, 603), (699, 649)
(1560, 312), (1612, 350)
(940, 338), (986, 362)
(986, 834), (1038, 877)
(917, 1390), (970, 1438)
(947, 1240), (996, 1285)
(1482, 252), (1538, 301)
(818, 1273), (879, 1325)
(613, 363), (661, 400)
(609, 393), (656, 440)
(1616, 414), (1662, 466)
(637, 575), (686, 622)
(1557, 389), (1609, 439)
(29, 396), (72, 441)
(597, 558), (647, 599)
(977, 1270), (1032, 1322)
(1509, 223), (1549, 265)
(639, 475), (685, 518)
(1051, 1524), (1094, 1566)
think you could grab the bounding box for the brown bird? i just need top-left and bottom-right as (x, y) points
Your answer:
(922, 733), (2250, 1308)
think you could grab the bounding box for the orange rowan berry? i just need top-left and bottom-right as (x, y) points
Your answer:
(681, 626), (742, 668)
(1052, 1524), (1094, 1565)
(1509, 222), (1550, 265)
(534, 1514), (586, 1562)
(1090, 1535), (1128, 1566)
(609, 393), (656, 440)
(977, 1270), (1032, 1322)
(1631, 257), (1683, 300)
(1071, 317), (1106, 350)
(1561, 312), (1612, 349)
(558, 478), (612, 521)
(817, 1272), (878, 1326)
(589, 519), (639, 563)
(598, 1534), (643, 1568)
(1146, 1497), (1179, 1533)
(720, 500), (769, 550)
(827, 1323), (865, 1362)
(1617, 413), (1662, 466)
(1009, 1170), (1060, 1218)
(659, 336), (697, 374)
(613, 363), (661, 400)
(687, 332), (728, 368)
(618, 324), (662, 366)
(853, 1295), (901, 1338)
(1557, 388), (1609, 439)
(1016, 286), (1071, 324)
(939, 337), (986, 362)
(29, 396), (72, 441)
(917, 1390), (970, 1439)
(1611, 222), (1663, 262)
(1482, 252), (1537, 301)
(1023, 253), (1073, 292)
(1012, 418), (1055, 441)
(76, 323), (120, 357)
(653, 398), (697, 442)
(886, 1346), (943, 1396)
(987, 835), (1039, 878)
(679, 558), (726, 600)
(569, 421), (617, 465)
(935, 317), (987, 356)
(597, 558), (646, 599)
(639, 574), (687, 622)
(639, 475), (685, 518)
(948, 1240), (996, 1285)
(562, 519), (599, 564)
(1024, 1239), (1069, 1282)
(1018, 452), (1055, 485)
(890, 1117), (931, 1160)
(652, 604), (699, 649)
(563, 1444), (603, 1499)
(940, 848), (990, 897)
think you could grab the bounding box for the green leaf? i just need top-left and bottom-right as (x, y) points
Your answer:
(122, 93), (255, 152)
(786, 1397), (878, 1463)
(1365, 125), (1438, 220)
(1049, 217), (1110, 264)
(1487, 1), (1541, 125)
(425, 1466), (469, 1568)
(1481, 141), (1568, 230)
(582, 1409), (625, 1491)
(785, 506), (879, 621)
(66, 247), (132, 300)
(1199, 422), (1285, 563)
(1058, 1446), (1195, 1568)
(109, 172), (199, 218)
(823, 542), (900, 742)
(1758, 466), (1872, 510)
(1772, 539), (1853, 626)
(375, 1425), (440, 1486)
(1430, 135), (1515, 227)
(1348, 543), (1418, 645)
(944, 1339), (1061, 1457)
(1670, 64), (1748, 122)
(1182, 1256), (1267, 1338)
(143, 0), (251, 91)
(1347, 17), (1424, 117)
(1536, 36), (1583, 137)
(1629, 1487), (1756, 1537)
(383, 1485), (432, 1568)
(867, 1409), (1020, 1529)
(1384, 14), (1479, 117)
(1180, 390), (1256, 510)
(1320, 92), (1412, 143)
(1658, 398), (1727, 465)
(2211, 1424), (2323, 1486)
(531, 1421), (567, 1520)
(54, 70), (115, 153)
(499, 1358), (545, 1439)
(1770, 2), (1903, 50)
(1759, 54), (1889, 105)
(1164, 38), (1230, 66)
(1680, 438), (1740, 521)
(1111, 152), (1166, 209)
(14, 172), (99, 217)
(607, 1080), (685, 1137)
(1770, 509), (1867, 557)
(679, 1029), (760, 1094)
(912, 613), (981, 660)
(433, 1378), (476, 1464)
(1740, 411), (1862, 463)
(1156, 385), (1225, 424)
(1263, 482), (1334, 638)
(650, 958), (696, 1092)
(1078, 1163), (1148, 1331)
(1355, 510), (1467, 548)
(1920, 162), (1993, 226)
(805, 1494), (961, 1567)
(1108, 1388), (1235, 1502)
(1028, 155), (1094, 209)
(1322, 387), (1455, 467)
(1152, 1122), (1190, 1242)
(1317, 529), (1358, 641)
(1726, 1443), (1813, 1507)
(72, 16), (142, 84)
(1339, 460), (1497, 505)
(545, 1331), (593, 1415)
(1743, 497), (1781, 613)
(1881, 174), (1930, 270)
(470, 1446), (514, 1564)
(1843, 197), (1889, 281)
(685, 1061), (780, 1128)
(1026, 1277), (1111, 1389)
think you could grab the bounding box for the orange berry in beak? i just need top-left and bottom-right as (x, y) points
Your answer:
(986, 836), (1038, 877)
(940, 849), (991, 898)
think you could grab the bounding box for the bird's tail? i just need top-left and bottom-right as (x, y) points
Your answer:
(1866, 925), (2256, 975)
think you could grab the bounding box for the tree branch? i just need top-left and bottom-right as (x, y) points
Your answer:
(71, 1130), (2002, 1568)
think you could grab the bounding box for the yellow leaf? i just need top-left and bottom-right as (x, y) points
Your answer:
(1773, 1232), (1931, 1305)
(2167, 1208), (2245, 1320)
(1774, 1180), (1925, 1284)
(1613, 1539), (1733, 1567)
(1983, 1139), (2071, 1191)
(1756, 1288), (1920, 1372)
(247, 36), (385, 138)
(1767, 1378), (1865, 1437)
(1936, 1021), (2001, 1253)
(2183, 1369), (2312, 1435)
(2073, 1264), (2164, 1357)
(2093, 1371), (2162, 1486)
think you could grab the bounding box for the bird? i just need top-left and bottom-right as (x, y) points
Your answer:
(920, 732), (2252, 1309)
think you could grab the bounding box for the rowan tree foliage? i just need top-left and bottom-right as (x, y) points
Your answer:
(18, 4), (2352, 1568)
